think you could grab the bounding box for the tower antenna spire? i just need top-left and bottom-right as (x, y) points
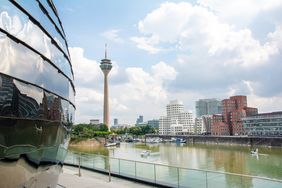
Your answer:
(105, 43), (107, 59)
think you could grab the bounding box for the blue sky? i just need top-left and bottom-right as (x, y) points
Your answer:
(54, 0), (282, 124)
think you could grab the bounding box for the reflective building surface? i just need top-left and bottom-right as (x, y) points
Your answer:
(0, 1), (75, 187)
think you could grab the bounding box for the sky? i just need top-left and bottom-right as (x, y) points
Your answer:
(54, 0), (282, 125)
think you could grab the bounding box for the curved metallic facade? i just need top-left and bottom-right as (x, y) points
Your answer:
(0, 1), (75, 187)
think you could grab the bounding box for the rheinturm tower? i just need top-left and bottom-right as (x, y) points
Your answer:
(100, 45), (112, 131)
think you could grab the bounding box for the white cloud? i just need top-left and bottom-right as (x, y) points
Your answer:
(69, 47), (101, 85)
(131, 35), (161, 54)
(133, 2), (282, 67)
(197, 0), (282, 27)
(101, 29), (124, 43)
(130, 1), (282, 118)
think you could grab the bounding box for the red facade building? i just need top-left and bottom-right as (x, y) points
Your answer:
(211, 95), (258, 136)
(211, 114), (230, 135)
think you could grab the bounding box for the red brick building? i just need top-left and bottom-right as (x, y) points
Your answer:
(211, 114), (230, 135)
(211, 95), (258, 136)
(223, 96), (257, 135)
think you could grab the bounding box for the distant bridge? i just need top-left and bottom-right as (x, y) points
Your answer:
(144, 134), (282, 147)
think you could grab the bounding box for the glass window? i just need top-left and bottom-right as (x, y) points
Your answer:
(0, 35), (74, 104)
(14, 0), (69, 56)
(0, 74), (74, 121)
(0, 2), (73, 80)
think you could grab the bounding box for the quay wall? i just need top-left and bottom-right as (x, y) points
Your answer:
(145, 135), (282, 147)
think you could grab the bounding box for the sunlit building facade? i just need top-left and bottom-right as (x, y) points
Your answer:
(0, 1), (75, 187)
(196, 98), (221, 117)
(159, 100), (194, 135)
(243, 112), (282, 136)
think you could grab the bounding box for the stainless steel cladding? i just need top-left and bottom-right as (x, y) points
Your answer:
(0, 1), (75, 187)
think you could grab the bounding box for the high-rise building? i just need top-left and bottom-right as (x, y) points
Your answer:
(167, 100), (184, 120)
(196, 99), (221, 117)
(147, 119), (159, 129)
(159, 100), (194, 135)
(0, 1), (75, 187)
(100, 45), (112, 130)
(214, 95), (258, 135)
(202, 115), (213, 134)
(114, 118), (118, 126)
(136, 115), (144, 124)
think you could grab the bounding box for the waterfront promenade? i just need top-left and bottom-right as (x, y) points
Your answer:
(58, 165), (154, 188)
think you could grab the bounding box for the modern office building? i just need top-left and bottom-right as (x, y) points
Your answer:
(0, 1), (75, 187)
(100, 45), (112, 130)
(202, 115), (213, 134)
(196, 99), (221, 117)
(136, 115), (144, 124)
(114, 118), (118, 126)
(242, 111), (282, 136)
(159, 100), (194, 135)
(147, 119), (159, 129)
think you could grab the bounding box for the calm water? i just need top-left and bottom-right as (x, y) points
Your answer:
(68, 142), (282, 180)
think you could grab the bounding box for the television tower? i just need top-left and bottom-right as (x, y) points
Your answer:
(100, 44), (112, 131)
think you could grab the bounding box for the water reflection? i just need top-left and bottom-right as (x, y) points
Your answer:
(0, 3), (72, 80)
(0, 33), (74, 103)
(69, 143), (282, 181)
(0, 74), (74, 124)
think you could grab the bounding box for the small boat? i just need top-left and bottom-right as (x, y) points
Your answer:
(140, 150), (150, 157)
(176, 138), (186, 144)
(251, 148), (258, 155)
(104, 142), (120, 147)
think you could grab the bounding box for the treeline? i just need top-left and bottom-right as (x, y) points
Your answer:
(111, 125), (156, 135)
(72, 123), (110, 138)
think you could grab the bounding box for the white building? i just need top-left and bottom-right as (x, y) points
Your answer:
(195, 117), (205, 134)
(159, 116), (170, 135)
(179, 112), (194, 133)
(167, 100), (184, 120)
(90, 119), (100, 125)
(159, 100), (195, 135)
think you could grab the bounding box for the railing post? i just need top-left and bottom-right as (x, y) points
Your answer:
(108, 157), (111, 182)
(93, 155), (95, 168)
(177, 167), (180, 188)
(154, 164), (156, 184)
(119, 159), (120, 175)
(205, 171), (208, 188)
(135, 161), (137, 179)
(78, 153), (81, 177)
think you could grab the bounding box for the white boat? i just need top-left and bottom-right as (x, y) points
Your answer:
(140, 150), (150, 157)
(104, 142), (120, 147)
(251, 148), (258, 155)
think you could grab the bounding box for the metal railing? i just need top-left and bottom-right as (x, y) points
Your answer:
(64, 152), (282, 188)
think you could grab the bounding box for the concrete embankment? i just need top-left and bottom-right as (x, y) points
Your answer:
(69, 137), (106, 147)
(146, 135), (282, 147)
